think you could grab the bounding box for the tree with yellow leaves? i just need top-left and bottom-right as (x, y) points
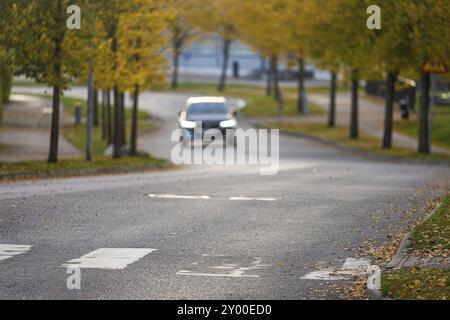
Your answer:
(236, 0), (290, 104)
(7, 0), (82, 163)
(309, 0), (376, 139)
(166, 0), (199, 89)
(116, 0), (169, 156)
(283, 0), (316, 114)
(193, 0), (240, 92)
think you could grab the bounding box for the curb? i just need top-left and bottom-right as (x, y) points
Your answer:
(385, 203), (443, 269)
(367, 203), (445, 300)
(253, 122), (450, 167)
(367, 288), (391, 301)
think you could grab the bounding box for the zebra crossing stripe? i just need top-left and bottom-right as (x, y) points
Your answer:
(62, 248), (157, 270)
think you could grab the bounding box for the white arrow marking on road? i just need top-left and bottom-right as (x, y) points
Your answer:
(176, 257), (270, 278)
(0, 244), (32, 262)
(301, 258), (371, 281)
(62, 248), (157, 270)
(148, 194), (211, 200)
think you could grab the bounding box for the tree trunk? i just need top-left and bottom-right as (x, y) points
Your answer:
(272, 55), (282, 102)
(297, 58), (306, 114)
(93, 89), (99, 126)
(418, 72), (431, 154)
(120, 91), (126, 146)
(382, 71), (398, 149)
(130, 84), (139, 156)
(266, 58), (273, 97)
(113, 86), (122, 158)
(48, 84), (61, 163)
(171, 44), (181, 89)
(271, 55), (284, 117)
(328, 72), (337, 127)
(48, 0), (64, 163)
(106, 90), (112, 144)
(350, 68), (359, 139)
(218, 39), (231, 92)
(101, 90), (106, 140)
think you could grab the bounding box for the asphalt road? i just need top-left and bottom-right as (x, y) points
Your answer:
(1, 87), (449, 299)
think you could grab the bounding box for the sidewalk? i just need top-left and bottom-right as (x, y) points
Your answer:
(255, 92), (450, 155)
(0, 94), (81, 162)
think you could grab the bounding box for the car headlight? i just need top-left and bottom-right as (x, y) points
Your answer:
(220, 119), (237, 128)
(179, 120), (196, 129)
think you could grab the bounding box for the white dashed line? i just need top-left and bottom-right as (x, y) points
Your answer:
(229, 197), (279, 202)
(301, 258), (371, 281)
(148, 194), (211, 200)
(0, 244), (32, 262)
(62, 248), (157, 270)
(148, 194), (279, 201)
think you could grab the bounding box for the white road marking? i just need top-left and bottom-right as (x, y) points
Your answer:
(176, 257), (270, 278)
(148, 194), (279, 202)
(229, 197), (279, 202)
(148, 194), (210, 200)
(301, 258), (371, 281)
(62, 248), (157, 270)
(0, 245), (32, 262)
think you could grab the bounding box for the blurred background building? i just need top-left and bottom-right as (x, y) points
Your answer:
(176, 35), (331, 81)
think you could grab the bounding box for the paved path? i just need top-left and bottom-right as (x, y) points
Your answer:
(0, 94), (81, 162)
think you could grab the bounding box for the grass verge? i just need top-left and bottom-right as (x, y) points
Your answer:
(0, 156), (168, 181)
(381, 268), (449, 300)
(408, 195), (450, 257)
(263, 122), (450, 161)
(395, 105), (450, 149)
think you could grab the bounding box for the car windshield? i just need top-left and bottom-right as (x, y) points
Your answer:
(187, 103), (229, 115)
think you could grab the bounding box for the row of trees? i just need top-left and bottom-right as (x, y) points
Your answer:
(0, 0), (169, 162)
(1, 0), (449, 162)
(168, 0), (450, 153)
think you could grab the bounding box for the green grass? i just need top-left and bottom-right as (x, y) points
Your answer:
(381, 269), (449, 300)
(0, 156), (166, 178)
(173, 82), (324, 117)
(395, 106), (450, 149)
(409, 195), (450, 256)
(264, 122), (450, 161)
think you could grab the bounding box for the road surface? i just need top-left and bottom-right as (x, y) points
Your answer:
(1, 87), (448, 299)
